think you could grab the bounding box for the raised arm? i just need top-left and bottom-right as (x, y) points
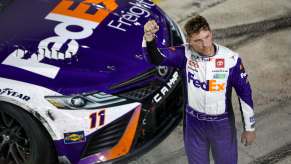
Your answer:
(142, 20), (186, 68)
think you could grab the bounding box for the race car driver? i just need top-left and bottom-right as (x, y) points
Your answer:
(142, 15), (256, 164)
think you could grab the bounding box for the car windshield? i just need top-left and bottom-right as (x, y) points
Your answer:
(0, 0), (13, 12)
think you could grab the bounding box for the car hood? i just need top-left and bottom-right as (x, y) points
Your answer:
(0, 0), (171, 95)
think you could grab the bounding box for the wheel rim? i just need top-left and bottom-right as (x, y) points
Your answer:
(0, 111), (30, 164)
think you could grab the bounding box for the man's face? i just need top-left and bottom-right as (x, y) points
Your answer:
(187, 29), (214, 56)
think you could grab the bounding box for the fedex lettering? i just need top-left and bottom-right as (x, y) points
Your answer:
(2, 0), (118, 79)
(39, 0), (118, 59)
(188, 72), (225, 92)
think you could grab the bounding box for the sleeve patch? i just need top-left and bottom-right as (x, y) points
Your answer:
(250, 116), (256, 123)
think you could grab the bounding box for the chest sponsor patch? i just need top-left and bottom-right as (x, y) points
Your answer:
(188, 60), (199, 68)
(188, 72), (225, 92)
(215, 58), (225, 68)
(213, 73), (226, 79)
(187, 60), (198, 72)
(212, 69), (228, 73)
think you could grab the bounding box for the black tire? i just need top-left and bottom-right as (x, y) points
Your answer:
(0, 102), (58, 164)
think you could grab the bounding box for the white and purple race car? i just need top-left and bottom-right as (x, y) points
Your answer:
(0, 0), (186, 163)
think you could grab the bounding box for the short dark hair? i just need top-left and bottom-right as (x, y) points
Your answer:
(184, 15), (211, 36)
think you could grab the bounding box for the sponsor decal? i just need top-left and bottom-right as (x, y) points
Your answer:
(153, 71), (179, 103)
(212, 69), (228, 73)
(188, 60), (199, 68)
(251, 123), (256, 128)
(250, 116), (256, 123)
(64, 131), (86, 144)
(241, 72), (249, 83)
(187, 59), (199, 72)
(0, 88), (30, 101)
(239, 62), (249, 83)
(2, 0), (118, 79)
(188, 72), (225, 92)
(107, 0), (154, 32)
(190, 54), (211, 62)
(240, 72), (248, 79)
(157, 66), (169, 77)
(186, 108), (221, 121)
(213, 73), (226, 79)
(204, 57), (211, 62)
(215, 58), (224, 68)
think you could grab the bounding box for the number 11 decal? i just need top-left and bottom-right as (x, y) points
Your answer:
(90, 110), (105, 129)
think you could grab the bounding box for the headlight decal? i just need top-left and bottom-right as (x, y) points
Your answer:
(46, 92), (128, 110)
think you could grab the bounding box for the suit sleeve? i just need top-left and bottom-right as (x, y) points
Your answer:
(230, 57), (256, 131)
(142, 38), (186, 68)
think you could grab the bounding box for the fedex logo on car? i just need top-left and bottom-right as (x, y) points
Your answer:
(2, 0), (118, 79)
(39, 0), (118, 57)
(188, 72), (225, 92)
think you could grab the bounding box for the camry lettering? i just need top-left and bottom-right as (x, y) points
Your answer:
(153, 72), (179, 103)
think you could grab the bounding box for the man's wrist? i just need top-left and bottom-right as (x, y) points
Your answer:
(145, 37), (157, 48)
(245, 127), (256, 132)
(144, 34), (155, 42)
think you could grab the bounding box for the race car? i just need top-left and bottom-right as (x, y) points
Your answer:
(0, 0), (186, 163)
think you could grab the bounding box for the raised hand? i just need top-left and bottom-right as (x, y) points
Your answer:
(143, 20), (159, 42)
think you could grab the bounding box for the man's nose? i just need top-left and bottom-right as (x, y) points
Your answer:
(202, 40), (210, 48)
(202, 40), (207, 48)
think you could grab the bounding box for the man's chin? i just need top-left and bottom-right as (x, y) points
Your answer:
(197, 51), (211, 56)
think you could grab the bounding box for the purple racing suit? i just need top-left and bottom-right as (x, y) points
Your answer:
(142, 39), (255, 164)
